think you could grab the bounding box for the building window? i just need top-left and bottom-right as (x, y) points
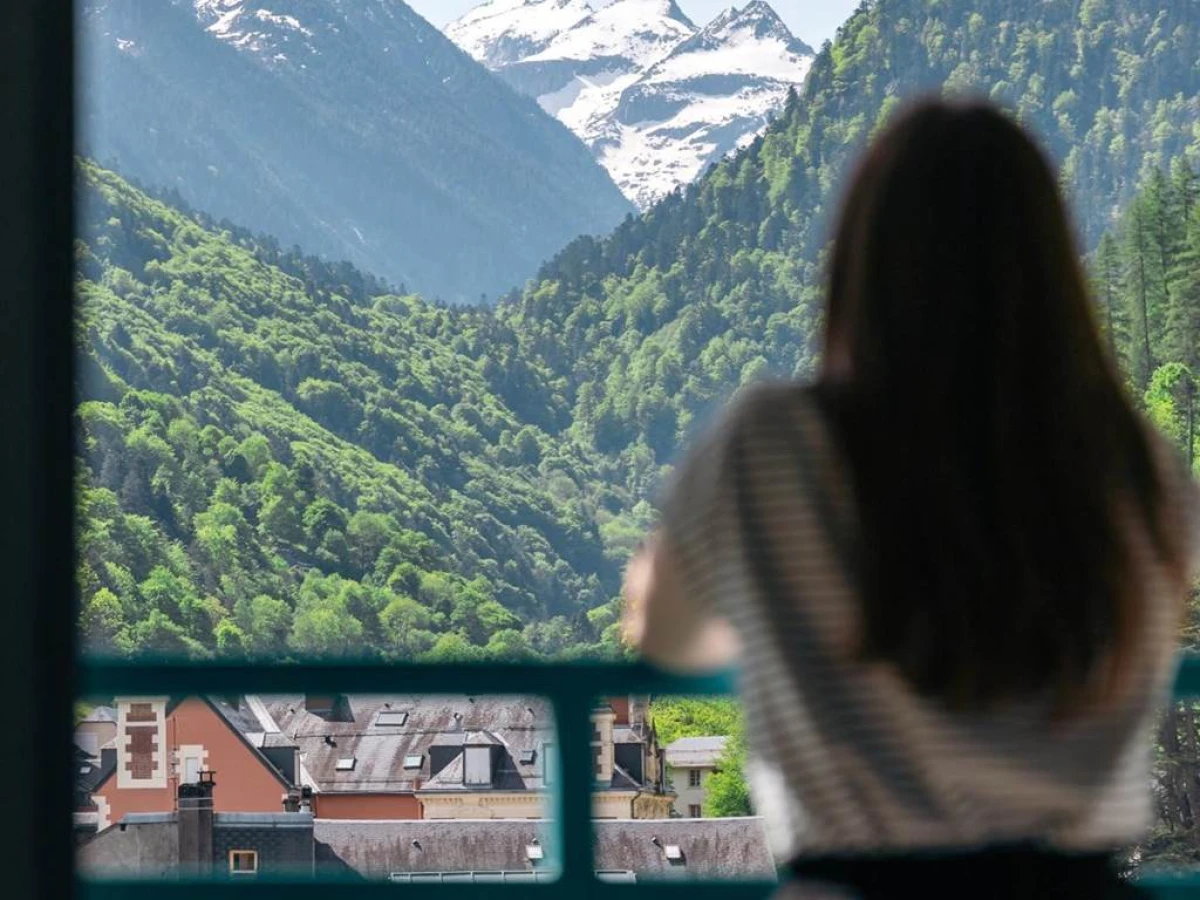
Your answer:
(464, 746), (493, 786)
(229, 850), (258, 876)
(592, 727), (602, 743)
(688, 769), (702, 788)
(688, 804), (702, 818)
(183, 756), (200, 784)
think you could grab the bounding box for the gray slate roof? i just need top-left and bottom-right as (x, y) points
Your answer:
(314, 818), (777, 881)
(82, 705), (117, 724)
(260, 695), (554, 794)
(665, 736), (729, 769)
(255, 695), (662, 797)
(77, 748), (116, 794)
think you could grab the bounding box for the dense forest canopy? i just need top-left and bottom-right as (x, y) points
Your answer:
(76, 163), (639, 662)
(74, 0), (1200, 856)
(497, 0), (1200, 476)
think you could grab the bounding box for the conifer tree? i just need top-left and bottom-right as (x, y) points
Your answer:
(1093, 232), (1130, 375)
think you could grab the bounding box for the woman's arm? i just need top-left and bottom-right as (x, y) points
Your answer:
(621, 532), (740, 673)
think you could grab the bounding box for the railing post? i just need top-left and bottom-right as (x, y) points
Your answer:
(554, 686), (597, 893)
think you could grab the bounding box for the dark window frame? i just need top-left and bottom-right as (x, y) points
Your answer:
(0, 2), (76, 899)
(14, 2), (1200, 897)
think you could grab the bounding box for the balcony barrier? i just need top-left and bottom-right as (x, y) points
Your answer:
(76, 656), (1200, 898)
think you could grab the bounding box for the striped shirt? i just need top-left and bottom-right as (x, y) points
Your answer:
(659, 381), (1199, 864)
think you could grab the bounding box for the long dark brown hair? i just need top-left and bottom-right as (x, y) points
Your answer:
(819, 97), (1187, 716)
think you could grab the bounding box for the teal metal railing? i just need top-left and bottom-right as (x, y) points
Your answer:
(77, 656), (1200, 898)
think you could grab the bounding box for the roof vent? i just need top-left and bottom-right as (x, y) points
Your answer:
(335, 757), (357, 772)
(526, 840), (544, 862)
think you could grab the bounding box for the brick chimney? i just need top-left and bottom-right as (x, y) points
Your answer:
(178, 772), (215, 876)
(608, 697), (630, 725)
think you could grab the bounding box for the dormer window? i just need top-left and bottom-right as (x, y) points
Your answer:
(464, 745), (492, 786)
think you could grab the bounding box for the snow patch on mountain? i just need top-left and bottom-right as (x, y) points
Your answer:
(192, 0), (315, 60)
(444, 0), (594, 68)
(446, 0), (813, 209)
(522, 0), (694, 67)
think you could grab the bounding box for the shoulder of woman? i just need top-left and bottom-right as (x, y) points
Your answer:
(1142, 421), (1195, 496)
(1139, 420), (1200, 568)
(661, 381), (801, 503)
(721, 378), (812, 435)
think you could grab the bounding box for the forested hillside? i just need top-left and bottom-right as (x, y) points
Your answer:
(1095, 161), (1200, 418)
(497, 0), (1200, 477)
(1091, 160), (1200, 867)
(76, 0), (1200, 665)
(75, 162), (642, 662)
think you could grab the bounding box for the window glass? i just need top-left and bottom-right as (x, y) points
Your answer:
(464, 746), (493, 786)
(72, 0), (1200, 887)
(229, 851), (257, 876)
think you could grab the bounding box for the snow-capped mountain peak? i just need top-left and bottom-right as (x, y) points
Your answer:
(524, 0), (696, 67)
(699, 2), (813, 52)
(642, 2), (813, 84)
(445, 0), (595, 68)
(445, 1), (814, 209)
(191, 0), (315, 61)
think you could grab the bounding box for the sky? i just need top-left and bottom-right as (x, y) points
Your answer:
(407, 0), (862, 48)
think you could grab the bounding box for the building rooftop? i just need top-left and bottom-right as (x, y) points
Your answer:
(215, 812), (314, 829)
(313, 817), (776, 882)
(665, 736), (729, 769)
(251, 694), (661, 797)
(76, 748), (116, 795)
(259, 694), (552, 794)
(81, 705), (117, 724)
